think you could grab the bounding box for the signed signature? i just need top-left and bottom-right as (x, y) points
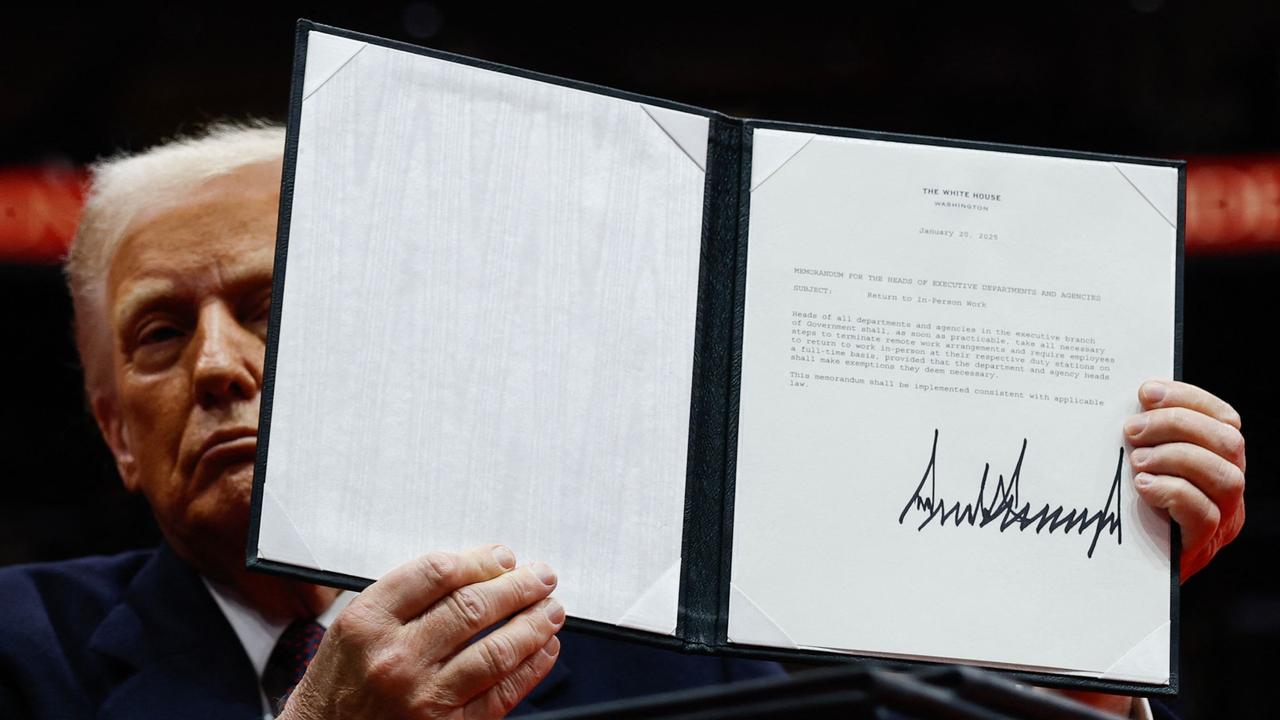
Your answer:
(898, 430), (1124, 558)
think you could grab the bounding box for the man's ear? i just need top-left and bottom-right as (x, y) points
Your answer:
(90, 390), (140, 493)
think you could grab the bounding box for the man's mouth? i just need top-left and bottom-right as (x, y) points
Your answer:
(190, 428), (258, 479)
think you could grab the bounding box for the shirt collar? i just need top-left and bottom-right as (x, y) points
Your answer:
(201, 578), (357, 679)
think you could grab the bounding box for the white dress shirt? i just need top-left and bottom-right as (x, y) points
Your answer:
(202, 578), (356, 719)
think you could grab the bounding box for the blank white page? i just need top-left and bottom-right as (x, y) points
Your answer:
(256, 31), (708, 634)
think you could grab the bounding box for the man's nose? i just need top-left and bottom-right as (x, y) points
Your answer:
(191, 303), (263, 408)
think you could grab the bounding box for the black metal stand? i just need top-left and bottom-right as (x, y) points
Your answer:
(524, 663), (1125, 720)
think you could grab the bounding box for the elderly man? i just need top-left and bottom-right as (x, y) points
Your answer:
(0, 123), (1246, 719)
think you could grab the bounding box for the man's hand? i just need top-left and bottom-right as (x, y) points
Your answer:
(1126, 380), (1246, 581)
(280, 544), (564, 720)
(1055, 380), (1247, 716)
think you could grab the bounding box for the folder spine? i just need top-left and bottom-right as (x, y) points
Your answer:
(676, 116), (746, 649)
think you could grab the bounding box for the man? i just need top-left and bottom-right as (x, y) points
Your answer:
(0, 123), (1246, 718)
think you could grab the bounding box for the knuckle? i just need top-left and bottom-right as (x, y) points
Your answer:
(327, 610), (363, 641)
(1209, 457), (1231, 488)
(1142, 474), (1168, 498)
(511, 570), (541, 604)
(478, 633), (519, 675)
(1223, 402), (1243, 429)
(1233, 505), (1247, 538)
(367, 645), (414, 689)
(493, 676), (524, 714)
(526, 605), (551, 633)
(1154, 479), (1181, 509)
(1202, 501), (1222, 531)
(340, 597), (398, 632)
(418, 552), (455, 586)
(446, 587), (488, 626)
(1219, 462), (1245, 495)
(1225, 428), (1247, 463)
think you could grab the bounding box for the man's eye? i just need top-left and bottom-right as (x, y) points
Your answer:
(139, 324), (182, 345)
(250, 295), (272, 322)
(245, 296), (272, 335)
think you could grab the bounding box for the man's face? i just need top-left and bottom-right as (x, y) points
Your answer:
(97, 160), (280, 581)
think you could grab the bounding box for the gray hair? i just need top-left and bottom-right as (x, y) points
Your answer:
(65, 121), (286, 397)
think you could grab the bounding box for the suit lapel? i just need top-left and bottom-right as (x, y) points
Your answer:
(86, 544), (261, 719)
(85, 543), (573, 717)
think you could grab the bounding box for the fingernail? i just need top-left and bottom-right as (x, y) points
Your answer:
(543, 635), (561, 657)
(1134, 472), (1154, 488)
(531, 562), (557, 587)
(1124, 415), (1148, 436)
(544, 598), (565, 624)
(492, 545), (516, 570)
(1142, 381), (1166, 404)
(1131, 448), (1151, 465)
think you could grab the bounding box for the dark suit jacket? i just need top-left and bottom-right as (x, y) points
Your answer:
(0, 544), (782, 718)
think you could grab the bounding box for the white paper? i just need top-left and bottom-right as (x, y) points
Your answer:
(730, 129), (1175, 683)
(258, 31), (709, 634)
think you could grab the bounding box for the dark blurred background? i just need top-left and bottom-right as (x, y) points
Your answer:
(2, 2), (1276, 717)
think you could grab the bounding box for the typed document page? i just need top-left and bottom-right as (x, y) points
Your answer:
(729, 129), (1177, 683)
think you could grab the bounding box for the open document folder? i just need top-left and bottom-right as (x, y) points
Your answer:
(249, 20), (1182, 695)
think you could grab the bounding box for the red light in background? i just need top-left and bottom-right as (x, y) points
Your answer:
(2, 158), (1279, 264)
(0, 166), (86, 264)
(1186, 157), (1280, 253)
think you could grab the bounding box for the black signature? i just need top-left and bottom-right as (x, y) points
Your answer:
(898, 430), (1124, 558)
